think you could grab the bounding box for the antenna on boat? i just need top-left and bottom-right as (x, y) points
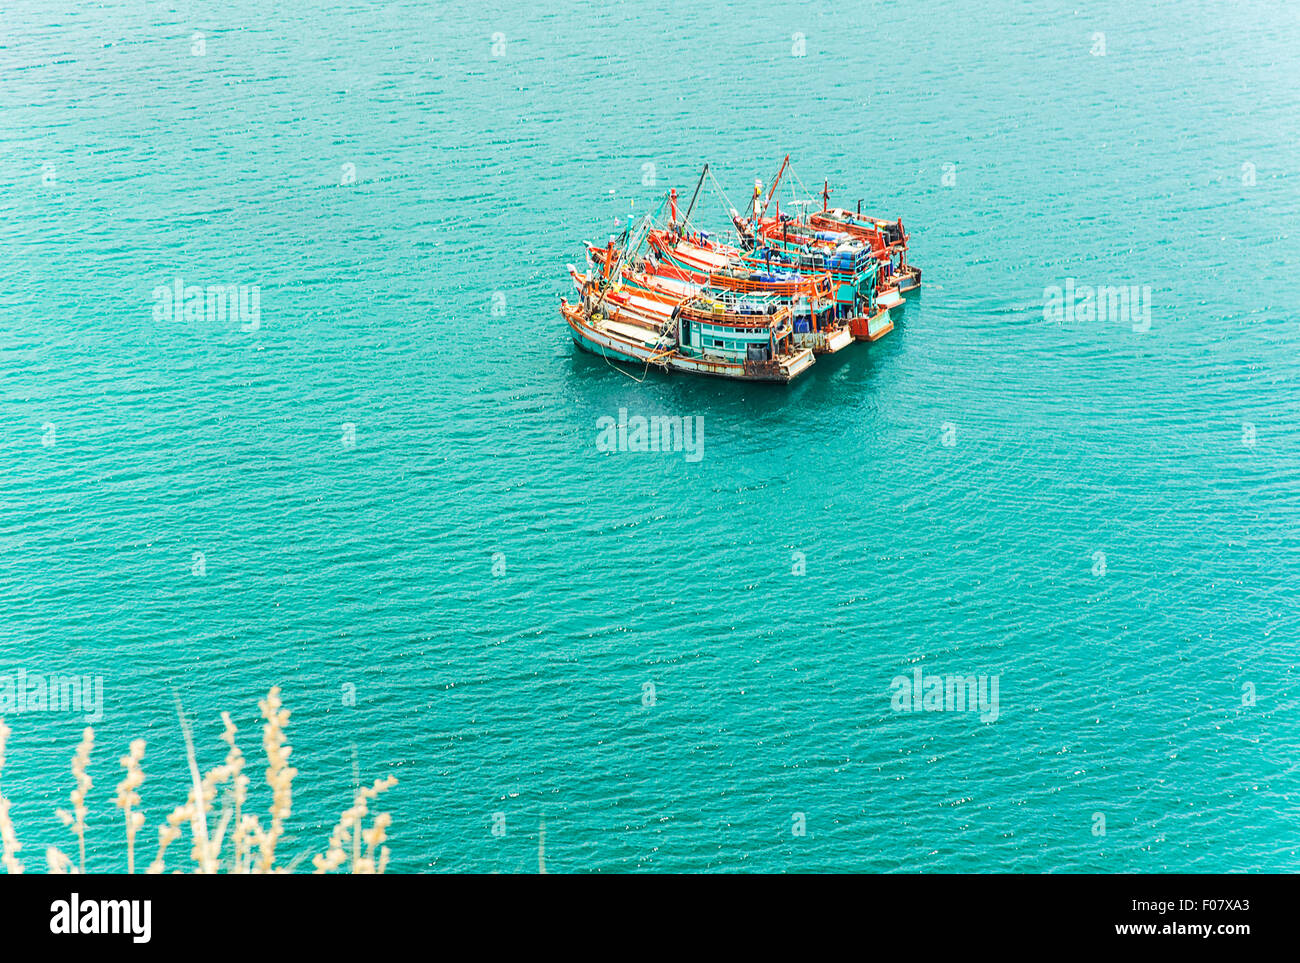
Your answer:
(821, 179), (831, 212)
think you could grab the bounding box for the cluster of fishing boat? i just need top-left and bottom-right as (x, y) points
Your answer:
(560, 157), (922, 383)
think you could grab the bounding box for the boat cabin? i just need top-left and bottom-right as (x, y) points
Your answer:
(676, 293), (794, 363)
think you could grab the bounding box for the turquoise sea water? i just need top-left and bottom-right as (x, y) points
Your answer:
(1, 0), (1297, 872)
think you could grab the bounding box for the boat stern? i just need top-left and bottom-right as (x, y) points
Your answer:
(780, 347), (816, 381)
(823, 324), (854, 353)
(849, 308), (894, 342)
(794, 322), (854, 355)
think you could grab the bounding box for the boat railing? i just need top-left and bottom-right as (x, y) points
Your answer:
(680, 297), (792, 329)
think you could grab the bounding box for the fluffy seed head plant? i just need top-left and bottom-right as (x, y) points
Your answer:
(312, 775), (397, 874)
(0, 689), (397, 875)
(46, 846), (73, 874)
(55, 726), (94, 873)
(0, 719), (25, 874)
(114, 739), (146, 874)
(254, 686), (297, 873)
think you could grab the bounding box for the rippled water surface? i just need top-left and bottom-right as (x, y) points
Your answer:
(1, 0), (1297, 872)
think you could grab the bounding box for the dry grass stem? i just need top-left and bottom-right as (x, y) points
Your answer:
(114, 739), (146, 874)
(5, 689), (396, 875)
(55, 727), (93, 873)
(253, 687), (296, 873)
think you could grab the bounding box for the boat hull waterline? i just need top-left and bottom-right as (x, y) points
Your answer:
(562, 301), (815, 383)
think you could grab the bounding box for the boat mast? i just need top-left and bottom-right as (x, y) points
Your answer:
(680, 163), (708, 235)
(757, 154), (790, 223)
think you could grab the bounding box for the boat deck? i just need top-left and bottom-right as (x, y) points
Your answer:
(595, 315), (666, 347)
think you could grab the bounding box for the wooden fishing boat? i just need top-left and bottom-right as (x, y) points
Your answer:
(561, 255), (815, 382)
(583, 241), (853, 355)
(647, 229), (893, 342)
(806, 208), (921, 293)
(560, 299), (814, 383)
(745, 231), (904, 318)
(737, 159), (922, 295)
(730, 204), (906, 310)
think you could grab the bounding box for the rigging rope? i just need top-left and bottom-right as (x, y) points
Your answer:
(706, 167), (739, 220)
(788, 163), (818, 208)
(590, 203), (677, 383)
